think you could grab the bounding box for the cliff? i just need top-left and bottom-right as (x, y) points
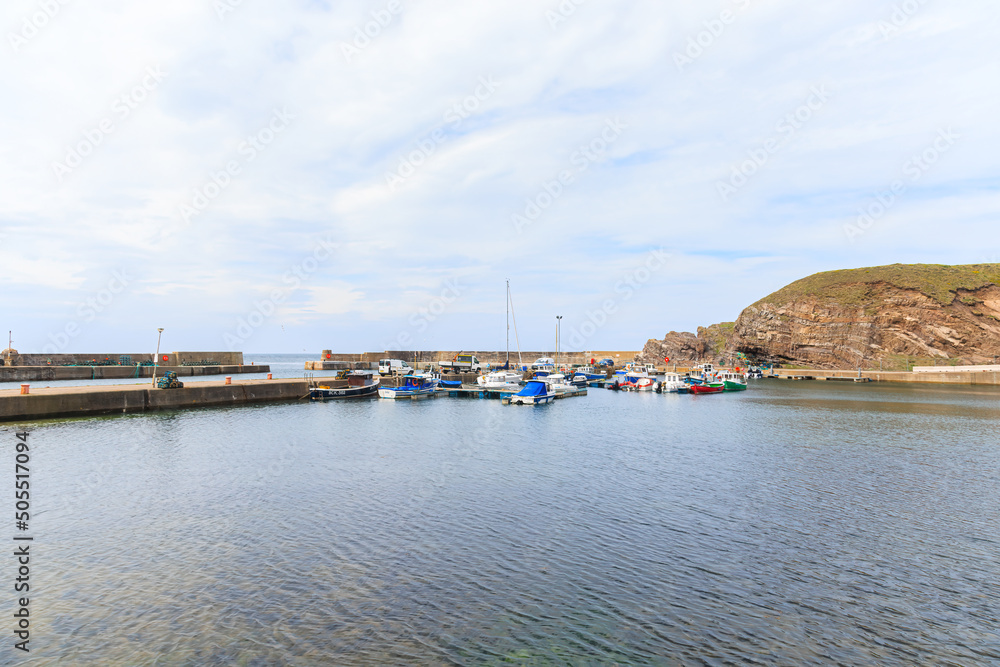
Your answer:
(732, 264), (1000, 368)
(638, 323), (736, 364)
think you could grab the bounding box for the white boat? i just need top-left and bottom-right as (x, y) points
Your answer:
(634, 377), (658, 392)
(659, 372), (687, 393)
(477, 370), (523, 390)
(505, 379), (555, 405)
(378, 374), (440, 399)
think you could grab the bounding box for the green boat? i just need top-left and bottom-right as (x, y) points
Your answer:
(717, 372), (748, 392)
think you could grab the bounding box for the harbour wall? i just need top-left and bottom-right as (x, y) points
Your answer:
(0, 364), (266, 383)
(311, 350), (641, 369)
(0, 377), (308, 423)
(3, 351), (244, 367)
(770, 368), (1000, 385)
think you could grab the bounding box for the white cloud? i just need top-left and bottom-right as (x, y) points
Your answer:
(1, 0), (998, 351)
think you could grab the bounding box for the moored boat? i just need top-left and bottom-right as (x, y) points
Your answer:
(505, 379), (555, 405)
(689, 382), (725, 394)
(311, 371), (380, 400)
(477, 370), (523, 390)
(378, 374), (440, 399)
(660, 372), (687, 393)
(716, 371), (748, 391)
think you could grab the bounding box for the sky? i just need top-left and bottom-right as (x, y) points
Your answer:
(2, 0), (998, 355)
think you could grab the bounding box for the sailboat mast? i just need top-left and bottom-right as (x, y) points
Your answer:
(508, 283), (523, 368)
(505, 280), (510, 367)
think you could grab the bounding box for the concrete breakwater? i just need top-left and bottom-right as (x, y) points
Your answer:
(770, 368), (1000, 385)
(0, 378), (308, 423)
(0, 364), (268, 383)
(306, 350), (642, 371)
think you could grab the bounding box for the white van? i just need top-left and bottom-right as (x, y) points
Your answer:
(378, 359), (414, 376)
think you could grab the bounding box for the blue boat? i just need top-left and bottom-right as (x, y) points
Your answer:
(505, 380), (555, 405)
(378, 374), (440, 399)
(439, 379), (463, 389)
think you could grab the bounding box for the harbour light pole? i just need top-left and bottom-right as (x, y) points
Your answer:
(556, 315), (562, 368)
(152, 328), (164, 386)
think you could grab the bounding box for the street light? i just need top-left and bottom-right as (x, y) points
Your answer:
(152, 328), (164, 386)
(556, 316), (562, 368)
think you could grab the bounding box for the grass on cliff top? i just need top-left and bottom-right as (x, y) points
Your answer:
(755, 263), (1000, 307)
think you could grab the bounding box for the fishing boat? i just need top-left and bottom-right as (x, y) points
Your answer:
(635, 377), (658, 392)
(505, 379), (555, 405)
(689, 382), (725, 394)
(378, 374), (440, 399)
(310, 370), (380, 400)
(575, 365), (606, 381)
(716, 371), (748, 391)
(660, 372), (687, 393)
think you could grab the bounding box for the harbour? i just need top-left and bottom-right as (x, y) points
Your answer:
(12, 373), (1000, 664)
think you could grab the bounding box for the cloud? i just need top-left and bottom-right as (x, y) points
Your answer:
(1, 0), (998, 352)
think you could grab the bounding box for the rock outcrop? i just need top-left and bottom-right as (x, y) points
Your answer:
(639, 323), (736, 364)
(731, 264), (1000, 368)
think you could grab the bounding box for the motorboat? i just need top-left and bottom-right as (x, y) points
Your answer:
(716, 371), (748, 391)
(378, 374), (440, 399)
(635, 377), (658, 392)
(310, 371), (380, 400)
(575, 365), (607, 381)
(477, 370), (523, 390)
(659, 372), (687, 393)
(505, 379), (555, 405)
(689, 382), (725, 394)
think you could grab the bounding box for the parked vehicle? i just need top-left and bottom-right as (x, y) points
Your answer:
(378, 359), (414, 376)
(439, 353), (484, 374)
(597, 358), (615, 367)
(531, 357), (555, 369)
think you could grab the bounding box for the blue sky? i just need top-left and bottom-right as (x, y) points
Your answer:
(2, 0), (998, 354)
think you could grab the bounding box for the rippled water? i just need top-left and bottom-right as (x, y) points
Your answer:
(6, 379), (1000, 664)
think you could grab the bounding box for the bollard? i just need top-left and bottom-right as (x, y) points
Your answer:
(225, 376), (232, 385)
(20, 384), (29, 395)
(267, 373), (273, 380)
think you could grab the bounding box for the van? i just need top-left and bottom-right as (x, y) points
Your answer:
(378, 359), (414, 376)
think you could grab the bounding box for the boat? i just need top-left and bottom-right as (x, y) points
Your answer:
(540, 373), (575, 393)
(378, 374), (440, 399)
(716, 371), (748, 391)
(310, 371), (380, 400)
(574, 365), (606, 381)
(635, 377), (658, 392)
(477, 370), (523, 390)
(689, 382), (725, 394)
(505, 379), (555, 405)
(659, 372), (687, 393)
(439, 379), (463, 389)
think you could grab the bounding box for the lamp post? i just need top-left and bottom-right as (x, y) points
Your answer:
(556, 316), (562, 368)
(152, 328), (164, 386)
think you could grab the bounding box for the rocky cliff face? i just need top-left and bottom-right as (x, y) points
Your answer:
(639, 323), (735, 364)
(732, 264), (1000, 368)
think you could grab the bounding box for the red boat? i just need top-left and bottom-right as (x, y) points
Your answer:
(689, 382), (725, 394)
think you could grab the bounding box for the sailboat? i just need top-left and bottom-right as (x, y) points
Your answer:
(477, 280), (524, 390)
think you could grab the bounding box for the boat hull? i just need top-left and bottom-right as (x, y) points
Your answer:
(689, 383), (725, 394)
(310, 383), (379, 400)
(723, 380), (747, 391)
(507, 394), (555, 405)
